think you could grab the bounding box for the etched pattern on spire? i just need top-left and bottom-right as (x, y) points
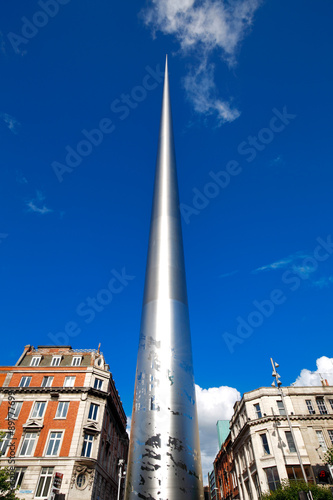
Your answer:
(124, 56), (204, 500)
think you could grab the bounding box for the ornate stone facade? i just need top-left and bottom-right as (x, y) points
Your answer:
(0, 345), (128, 500)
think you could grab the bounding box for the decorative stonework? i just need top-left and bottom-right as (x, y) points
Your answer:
(70, 464), (95, 490)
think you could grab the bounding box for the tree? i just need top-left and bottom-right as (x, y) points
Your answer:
(0, 432), (20, 500)
(0, 467), (21, 500)
(261, 479), (332, 500)
(324, 447), (333, 467)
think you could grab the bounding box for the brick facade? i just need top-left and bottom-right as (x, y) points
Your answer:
(0, 345), (128, 500)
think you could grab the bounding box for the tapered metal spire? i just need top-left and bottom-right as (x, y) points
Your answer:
(124, 57), (204, 500)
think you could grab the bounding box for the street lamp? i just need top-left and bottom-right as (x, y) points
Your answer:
(117, 458), (126, 500)
(270, 358), (313, 500)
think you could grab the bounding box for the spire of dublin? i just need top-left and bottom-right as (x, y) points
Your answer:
(124, 57), (204, 500)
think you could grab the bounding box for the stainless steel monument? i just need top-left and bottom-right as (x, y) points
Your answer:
(124, 57), (204, 500)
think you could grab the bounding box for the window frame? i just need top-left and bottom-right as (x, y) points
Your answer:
(254, 403), (262, 419)
(316, 398), (328, 415)
(19, 432), (38, 456)
(71, 356), (82, 366)
(19, 376), (31, 388)
(306, 399), (315, 415)
(55, 401), (69, 419)
(30, 356), (41, 366)
(0, 431), (14, 456)
(88, 403), (99, 421)
(94, 378), (103, 390)
(328, 430), (333, 445)
(45, 431), (63, 456)
(13, 467), (27, 490)
(316, 430), (328, 452)
(64, 376), (75, 387)
(264, 466), (280, 492)
(41, 376), (53, 388)
(31, 401), (47, 419)
(285, 431), (296, 453)
(81, 433), (94, 458)
(35, 467), (54, 498)
(51, 356), (62, 367)
(277, 400), (286, 416)
(7, 401), (22, 420)
(260, 433), (270, 455)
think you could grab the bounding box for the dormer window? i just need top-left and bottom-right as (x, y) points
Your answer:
(30, 356), (41, 367)
(51, 356), (61, 367)
(71, 356), (82, 366)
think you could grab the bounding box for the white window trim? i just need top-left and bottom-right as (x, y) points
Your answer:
(19, 376), (31, 388)
(41, 376), (54, 388)
(71, 356), (82, 366)
(88, 403), (99, 421)
(81, 433), (94, 458)
(51, 356), (62, 366)
(94, 378), (103, 390)
(64, 376), (75, 387)
(6, 401), (23, 420)
(13, 467), (27, 490)
(35, 467), (54, 498)
(316, 429), (328, 451)
(0, 430), (15, 456)
(30, 401), (47, 419)
(19, 432), (38, 457)
(44, 430), (64, 457)
(55, 401), (69, 419)
(30, 356), (42, 367)
(260, 432), (271, 455)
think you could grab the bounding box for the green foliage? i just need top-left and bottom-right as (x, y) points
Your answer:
(0, 467), (20, 500)
(261, 479), (332, 500)
(0, 433), (20, 500)
(325, 448), (333, 467)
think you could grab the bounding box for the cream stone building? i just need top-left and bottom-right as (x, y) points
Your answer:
(228, 385), (333, 499)
(0, 345), (128, 500)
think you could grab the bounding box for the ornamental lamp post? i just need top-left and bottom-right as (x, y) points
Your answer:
(270, 358), (313, 500)
(117, 459), (126, 500)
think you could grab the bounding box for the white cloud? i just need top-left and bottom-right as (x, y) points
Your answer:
(126, 415), (131, 437)
(0, 112), (21, 134)
(142, 0), (262, 124)
(26, 190), (53, 215)
(183, 59), (240, 124)
(195, 384), (240, 482)
(293, 356), (333, 387)
(311, 276), (333, 289)
(253, 251), (309, 273)
(219, 269), (239, 279)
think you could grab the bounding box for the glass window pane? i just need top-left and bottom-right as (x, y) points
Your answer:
(316, 430), (327, 451)
(42, 476), (52, 497)
(328, 430), (333, 444)
(285, 431), (296, 452)
(306, 400), (315, 414)
(260, 434), (270, 455)
(277, 401), (286, 415)
(316, 399), (328, 415)
(254, 403), (262, 418)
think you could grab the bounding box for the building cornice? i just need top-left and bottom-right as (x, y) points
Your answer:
(0, 386), (109, 398)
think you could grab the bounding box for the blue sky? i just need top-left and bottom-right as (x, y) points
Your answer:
(1, 0), (333, 476)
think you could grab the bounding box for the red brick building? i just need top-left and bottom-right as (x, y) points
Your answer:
(0, 345), (128, 500)
(214, 432), (239, 500)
